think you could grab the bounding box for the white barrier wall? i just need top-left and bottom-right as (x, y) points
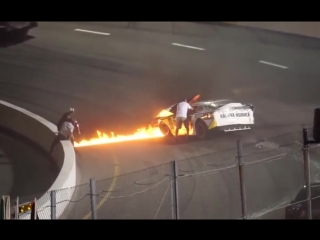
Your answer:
(0, 100), (76, 219)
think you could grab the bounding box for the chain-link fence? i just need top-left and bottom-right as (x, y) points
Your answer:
(3, 128), (320, 219)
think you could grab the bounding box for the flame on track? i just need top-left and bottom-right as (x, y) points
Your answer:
(74, 94), (200, 147)
(74, 126), (164, 147)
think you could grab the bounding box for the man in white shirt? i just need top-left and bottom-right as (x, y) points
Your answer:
(50, 119), (75, 154)
(175, 99), (193, 140)
(60, 120), (75, 145)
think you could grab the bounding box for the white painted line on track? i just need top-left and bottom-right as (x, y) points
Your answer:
(259, 60), (288, 69)
(74, 29), (110, 36)
(172, 43), (205, 51)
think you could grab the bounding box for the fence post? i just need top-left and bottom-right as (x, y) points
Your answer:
(89, 178), (98, 219)
(1, 196), (11, 219)
(15, 197), (19, 219)
(50, 190), (56, 220)
(237, 140), (247, 219)
(302, 127), (312, 219)
(30, 198), (37, 220)
(0, 196), (3, 220)
(3, 196), (10, 219)
(170, 161), (179, 219)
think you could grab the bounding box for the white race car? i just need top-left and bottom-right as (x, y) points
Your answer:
(154, 94), (254, 139)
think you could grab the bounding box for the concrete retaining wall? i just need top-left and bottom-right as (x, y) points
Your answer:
(224, 22), (320, 39)
(0, 100), (76, 219)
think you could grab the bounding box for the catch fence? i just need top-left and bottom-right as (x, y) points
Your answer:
(3, 129), (320, 219)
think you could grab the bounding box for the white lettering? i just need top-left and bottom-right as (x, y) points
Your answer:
(236, 112), (249, 117)
(220, 111), (250, 118)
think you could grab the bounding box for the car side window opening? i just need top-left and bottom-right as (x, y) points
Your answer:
(204, 106), (215, 111)
(194, 106), (203, 112)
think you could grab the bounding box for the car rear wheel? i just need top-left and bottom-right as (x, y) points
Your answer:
(195, 121), (208, 139)
(159, 123), (172, 137)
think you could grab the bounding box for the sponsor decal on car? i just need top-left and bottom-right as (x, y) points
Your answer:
(220, 112), (250, 118)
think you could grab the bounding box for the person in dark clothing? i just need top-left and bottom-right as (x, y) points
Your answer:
(57, 108), (81, 136)
(57, 108), (74, 130)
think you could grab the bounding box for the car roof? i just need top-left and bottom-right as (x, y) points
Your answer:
(191, 99), (231, 107)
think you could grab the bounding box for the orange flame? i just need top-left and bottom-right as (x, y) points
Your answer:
(156, 109), (173, 118)
(74, 94), (200, 147)
(75, 108), (174, 147)
(74, 126), (164, 147)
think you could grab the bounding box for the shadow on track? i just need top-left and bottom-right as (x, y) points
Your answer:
(0, 22), (37, 48)
(115, 129), (244, 146)
(164, 130), (239, 145)
(0, 125), (59, 205)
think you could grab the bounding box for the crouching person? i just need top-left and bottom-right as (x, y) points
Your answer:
(50, 119), (74, 154)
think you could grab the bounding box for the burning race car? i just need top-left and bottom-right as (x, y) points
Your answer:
(153, 94), (254, 139)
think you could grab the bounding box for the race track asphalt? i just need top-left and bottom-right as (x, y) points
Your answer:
(1, 22), (320, 219)
(0, 126), (59, 204)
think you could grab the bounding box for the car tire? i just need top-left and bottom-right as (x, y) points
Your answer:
(159, 123), (172, 137)
(195, 120), (208, 139)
